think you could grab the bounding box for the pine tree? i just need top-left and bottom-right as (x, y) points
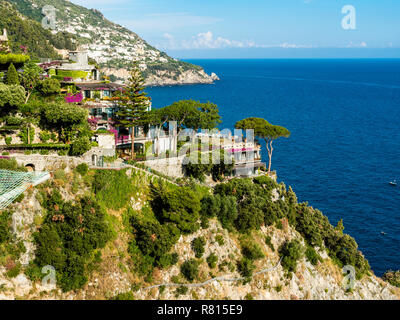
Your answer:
(6, 63), (20, 85)
(114, 62), (150, 159)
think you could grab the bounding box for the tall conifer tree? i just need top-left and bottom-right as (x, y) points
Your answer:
(6, 63), (19, 85)
(114, 62), (150, 159)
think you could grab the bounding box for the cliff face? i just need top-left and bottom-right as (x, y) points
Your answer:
(0, 161), (398, 301)
(6, 0), (218, 86)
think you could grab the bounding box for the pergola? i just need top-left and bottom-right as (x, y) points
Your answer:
(0, 170), (50, 210)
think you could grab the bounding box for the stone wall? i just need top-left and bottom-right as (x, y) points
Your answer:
(144, 155), (185, 178)
(12, 154), (85, 172)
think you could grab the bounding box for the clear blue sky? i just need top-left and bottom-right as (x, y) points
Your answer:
(71, 0), (400, 58)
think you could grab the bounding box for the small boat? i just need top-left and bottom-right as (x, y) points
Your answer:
(381, 231), (387, 235)
(389, 180), (397, 186)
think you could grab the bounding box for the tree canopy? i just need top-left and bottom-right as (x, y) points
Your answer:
(114, 62), (150, 159)
(235, 117), (290, 172)
(145, 100), (221, 133)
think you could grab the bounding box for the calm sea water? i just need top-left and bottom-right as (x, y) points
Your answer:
(147, 59), (400, 276)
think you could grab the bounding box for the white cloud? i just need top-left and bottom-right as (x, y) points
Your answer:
(156, 31), (316, 50)
(346, 41), (368, 48)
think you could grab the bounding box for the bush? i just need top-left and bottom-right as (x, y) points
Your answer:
(32, 192), (112, 292)
(265, 236), (275, 252)
(131, 218), (180, 261)
(305, 246), (321, 266)
(237, 258), (255, 278)
(70, 136), (91, 156)
(39, 131), (51, 143)
(40, 78), (61, 96)
(76, 163), (89, 176)
(215, 235), (225, 246)
(175, 286), (188, 296)
(279, 240), (303, 273)
(5, 136), (12, 146)
(191, 237), (206, 258)
(180, 259), (199, 282)
(241, 242), (264, 261)
(0, 158), (27, 171)
(111, 292), (135, 300)
(0, 211), (12, 243)
(206, 253), (218, 269)
(157, 253), (179, 269)
(383, 270), (400, 288)
(150, 184), (201, 234)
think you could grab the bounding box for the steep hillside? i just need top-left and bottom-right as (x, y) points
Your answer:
(0, 160), (398, 300)
(6, 0), (218, 85)
(0, 0), (76, 60)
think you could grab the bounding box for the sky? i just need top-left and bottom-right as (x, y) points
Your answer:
(70, 0), (400, 58)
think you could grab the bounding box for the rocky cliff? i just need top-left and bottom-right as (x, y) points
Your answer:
(0, 161), (398, 300)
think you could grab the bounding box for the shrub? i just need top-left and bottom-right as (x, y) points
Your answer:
(279, 240), (303, 273)
(305, 245), (321, 266)
(41, 78), (61, 96)
(265, 236), (275, 252)
(206, 253), (218, 269)
(0, 158), (27, 171)
(383, 270), (400, 288)
(76, 163), (89, 176)
(111, 292), (135, 300)
(215, 235), (225, 246)
(237, 258), (255, 278)
(0, 210), (12, 243)
(131, 218), (180, 261)
(70, 136), (91, 156)
(175, 286), (188, 296)
(244, 293), (254, 300)
(39, 131), (51, 143)
(32, 192), (112, 292)
(6, 63), (19, 85)
(157, 252), (179, 269)
(180, 259), (199, 282)
(191, 237), (206, 258)
(241, 242), (264, 261)
(150, 184), (201, 234)
(5, 136), (12, 146)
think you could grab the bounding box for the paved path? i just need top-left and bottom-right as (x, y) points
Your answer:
(141, 258), (282, 291)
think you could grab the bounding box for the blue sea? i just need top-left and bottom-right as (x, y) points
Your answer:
(147, 59), (400, 276)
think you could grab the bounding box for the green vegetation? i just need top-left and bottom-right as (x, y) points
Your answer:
(279, 240), (303, 273)
(114, 62), (150, 159)
(241, 241), (264, 261)
(75, 163), (89, 176)
(235, 117), (290, 173)
(383, 270), (400, 288)
(206, 253), (218, 269)
(305, 245), (321, 266)
(184, 150), (234, 182)
(0, 1), (75, 60)
(92, 170), (137, 210)
(191, 237), (206, 258)
(28, 190), (112, 291)
(6, 63), (19, 85)
(180, 259), (199, 282)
